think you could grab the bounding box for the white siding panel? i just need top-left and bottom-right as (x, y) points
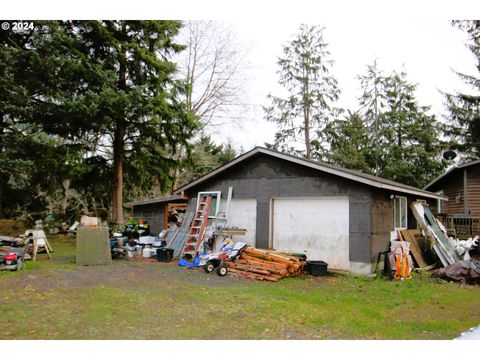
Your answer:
(219, 198), (257, 246)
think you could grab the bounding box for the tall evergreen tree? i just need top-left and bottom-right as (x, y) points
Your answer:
(0, 21), (82, 217)
(1, 21), (198, 223)
(378, 70), (445, 186)
(324, 111), (370, 173)
(327, 63), (446, 188)
(357, 60), (387, 174)
(264, 24), (340, 160)
(444, 20), (480, 158)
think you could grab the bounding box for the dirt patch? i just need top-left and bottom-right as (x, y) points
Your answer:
(0, 260), (247, 294)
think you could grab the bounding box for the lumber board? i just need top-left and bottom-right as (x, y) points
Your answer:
(234, 246), (305, 281)
(215, 229), (247, 236)
(228, 267), (279, 282)
(244, 247), (269, 255)
(240, 253), (287, 268)
(240, 258), (289, 271)
(243, 247), (295, 263)
(263, 253), (293, 264)
(265, 251), (293, 261)
(241, 250), (296, 266)
(227, 262), (271, 275)
(243, 249), (274, 262)
(237, 259), (288, 276)
(261, 275), (280, 282)
(400, 230), (429, 268)
(228, 268), (265, 281)
(275, 251), (303, 261)
(239, 254), (289, 270)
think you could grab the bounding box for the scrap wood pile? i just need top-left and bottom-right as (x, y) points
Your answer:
(227, 246), (305, 282)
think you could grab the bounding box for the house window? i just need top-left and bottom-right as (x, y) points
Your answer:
(197, 191), (221, 218)
(437, 190), (445, 214)
(394, 196), (407, 229)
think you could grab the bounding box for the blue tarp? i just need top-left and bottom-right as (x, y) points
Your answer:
(178, 256), (200, 267)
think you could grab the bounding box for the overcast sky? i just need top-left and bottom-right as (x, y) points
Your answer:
(6, 0), (480, 152)
(213, 18), (477, 150)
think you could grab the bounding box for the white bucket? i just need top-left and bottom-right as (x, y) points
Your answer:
(143, 247), (152, 258)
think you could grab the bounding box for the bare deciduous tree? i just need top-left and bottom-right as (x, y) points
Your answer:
(177, 20), (248, 131)
(170, 21), (249, 192)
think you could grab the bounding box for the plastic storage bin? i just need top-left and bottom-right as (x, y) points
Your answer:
(306, 260), (328, 276)
(156, 248), (174, 262)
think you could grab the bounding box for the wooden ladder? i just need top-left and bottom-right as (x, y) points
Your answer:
(181, 195), (212, 259)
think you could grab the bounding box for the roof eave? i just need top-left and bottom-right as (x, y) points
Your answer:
(124, 195), (188, 208)
(425, 159), (480, 190)
(424, 166), (457, 190)
(174, 147), (261, 194)
(174, 147), (446, 201)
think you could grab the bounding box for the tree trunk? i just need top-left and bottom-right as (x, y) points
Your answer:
(373, 72), (379, 176)
(112, 36), (127, 225)
(304, 109), (311, 159)
(0, 178), (3, 219)
(170, 145), (185, 194)
(398, 115), (402, 148)
(112, 123), (125, 224)
(61, 179), (70, 214)
(0, 113), (4, 218)
(303, 76), (311, 159)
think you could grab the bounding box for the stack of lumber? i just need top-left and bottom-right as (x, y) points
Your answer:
(227, 246), (305, 282)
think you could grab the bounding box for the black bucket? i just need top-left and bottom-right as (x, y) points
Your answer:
(306, 261), (328, 276)
(156, 248), (174, 262)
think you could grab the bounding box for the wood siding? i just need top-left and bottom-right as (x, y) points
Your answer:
(467, 165), (480, 218)
(428, 163), (480, 217)
(370, 193), (432, 262)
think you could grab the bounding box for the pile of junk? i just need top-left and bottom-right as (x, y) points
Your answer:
(109, 219), (174, 261)
(112, 190), (308, 281)
(0, 220), (53, 271)
(151, 191), (307, 281)
(377, 201), (480, 283)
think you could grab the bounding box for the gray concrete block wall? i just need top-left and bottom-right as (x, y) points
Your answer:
(349, 200), (372, 263)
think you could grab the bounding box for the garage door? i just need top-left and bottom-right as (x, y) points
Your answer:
(272, 197), (350, 271)
(219, 198), (257, 246)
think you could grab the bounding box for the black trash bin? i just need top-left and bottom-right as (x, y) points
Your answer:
(156, 248), (174, 262)
(306, 261), (328, 276)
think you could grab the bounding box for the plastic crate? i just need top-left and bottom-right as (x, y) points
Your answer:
(156, 248), (174, 262)
(306, 260), (328, 276)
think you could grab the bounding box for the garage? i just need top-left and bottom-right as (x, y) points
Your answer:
(272, 196), (350, 271)
(220, 198), (257, 246)
(171, 147), (446, 274)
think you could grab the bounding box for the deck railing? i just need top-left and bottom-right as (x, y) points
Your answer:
(436, 215), (480, 239)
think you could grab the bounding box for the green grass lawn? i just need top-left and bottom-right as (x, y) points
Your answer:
(1, 235), (479, 339)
